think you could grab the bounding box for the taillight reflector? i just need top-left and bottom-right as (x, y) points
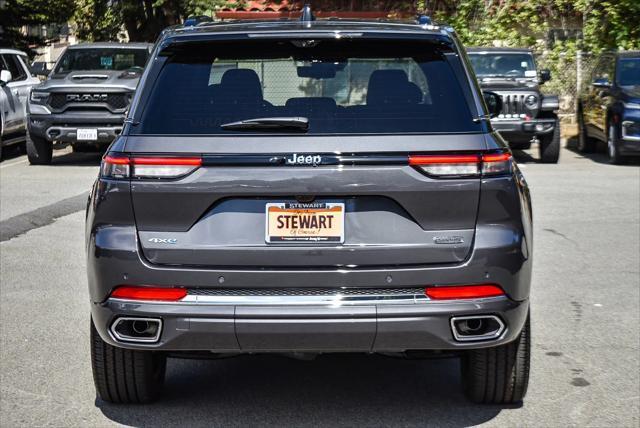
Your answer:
(409, 154), (481, 176)
(425, 284), (505, 300)
(101, 155), (202, 179)
(409, 154), (481, 165)
(482, 152), (512, 175)
(110, 286), (187, 301)
(408, 152), (512, 177)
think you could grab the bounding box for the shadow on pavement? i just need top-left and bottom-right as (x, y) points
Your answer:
(51, 147), (103, 166)
(511, 149), (538, 164)
(564, 136), (640, 166)
(97, 354), (512, 427)
(0, 142), (26, 162)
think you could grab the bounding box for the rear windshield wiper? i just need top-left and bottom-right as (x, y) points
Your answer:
(220, 117), (309, 131)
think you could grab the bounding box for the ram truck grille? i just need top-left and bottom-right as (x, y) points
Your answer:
(48, 93), (130, 112)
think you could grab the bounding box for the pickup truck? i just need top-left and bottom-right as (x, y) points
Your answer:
(26, 42), (152, 164)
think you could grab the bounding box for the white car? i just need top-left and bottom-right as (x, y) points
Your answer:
(0, 49), (41, 159)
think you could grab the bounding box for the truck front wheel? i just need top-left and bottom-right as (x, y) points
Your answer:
(539, 118), (560, 163)
(26, 132), (52, 165)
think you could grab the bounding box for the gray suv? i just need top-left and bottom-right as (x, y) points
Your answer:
(26, 42), (152, 164)
(87, 15), (533, 405)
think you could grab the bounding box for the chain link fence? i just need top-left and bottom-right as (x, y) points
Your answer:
(535, 51), (598, 124)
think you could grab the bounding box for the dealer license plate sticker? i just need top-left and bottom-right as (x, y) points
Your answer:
(265, 202), (345, 244)
(77, 128), (98, 141)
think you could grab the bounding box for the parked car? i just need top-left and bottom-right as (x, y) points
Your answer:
(0, 49), (41, 160)
(467, 47), (561, 163)
(87, 13), (533, 405)
(26, 42), (153, 165)
(577, 50), (640, 164)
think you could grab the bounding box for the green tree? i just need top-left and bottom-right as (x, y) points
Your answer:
(415, 0), (640, 52)
(0, 0), (76, 55)
(74, 0), (230, 42)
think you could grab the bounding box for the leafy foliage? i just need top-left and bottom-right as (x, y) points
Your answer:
(0, 0), (76, 54)
(416, 0), (640, 52)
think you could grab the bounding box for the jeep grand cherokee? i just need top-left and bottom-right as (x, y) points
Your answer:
(87, 15), (533, 405)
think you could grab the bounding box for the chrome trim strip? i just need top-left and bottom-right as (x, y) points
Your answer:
(109, 317), (162, 343)
(108, 295), (507, 307)
(622, 122), (640, 141)
(450, 315), (505, 342)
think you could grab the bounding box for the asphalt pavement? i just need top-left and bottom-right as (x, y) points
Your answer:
(0, 143), (639, 427)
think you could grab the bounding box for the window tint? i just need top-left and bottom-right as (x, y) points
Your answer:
(617, 58), (640, 86)
(468, 53), (536, 78)
(136, 40), (480, 135)
(1, 54), (27, 81)
(55, 48), (148, 73)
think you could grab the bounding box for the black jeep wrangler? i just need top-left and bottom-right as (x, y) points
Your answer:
(468, 47), (561, 163)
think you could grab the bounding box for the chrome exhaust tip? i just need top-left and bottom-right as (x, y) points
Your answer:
(450, 315), (505, 342)
(110, 317), (162, 343)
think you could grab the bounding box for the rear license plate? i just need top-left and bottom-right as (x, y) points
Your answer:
(77, 128), (98, 141)
(266, 202), (344, 244)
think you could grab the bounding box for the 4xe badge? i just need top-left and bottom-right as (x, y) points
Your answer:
(286, 153), (322, 166)
(148, 238), (177, 244)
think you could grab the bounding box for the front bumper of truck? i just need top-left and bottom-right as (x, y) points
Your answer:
(28, 112), (126, 144)
(491, 117), (556, 144)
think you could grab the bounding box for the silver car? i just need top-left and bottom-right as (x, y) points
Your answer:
(0, 49), (41, 159)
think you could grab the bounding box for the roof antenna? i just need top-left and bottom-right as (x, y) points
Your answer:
(301, 4), (315, 25)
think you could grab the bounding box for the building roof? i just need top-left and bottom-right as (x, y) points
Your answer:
(215, 1), (411, 19)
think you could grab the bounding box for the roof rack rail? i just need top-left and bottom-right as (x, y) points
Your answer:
(184, 15), (213, 27)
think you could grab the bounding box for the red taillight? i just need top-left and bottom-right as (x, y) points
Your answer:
(101, 155), (202, 179)
(110, 286), (187, 301)
(409, 154), (481, 176)
(425, 284), (505, 300)
(409, 152), (512, 177)
(482, 152), (512, 175)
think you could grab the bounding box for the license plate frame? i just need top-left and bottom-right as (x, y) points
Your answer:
(77, 128), (98, 141)
(265, 202), (345, 244)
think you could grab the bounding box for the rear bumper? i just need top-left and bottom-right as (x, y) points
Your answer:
(28, 112), (125, 143)
(491, 118), (556, 143)
(91, 295), (529, 352)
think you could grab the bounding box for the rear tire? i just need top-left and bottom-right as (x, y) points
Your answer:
(539, 118), (560, 163)
(461, 312), (530, 404)
(577, 109), (596, 153)
(90, 319), (166, 404)
(26, 131), (52, 165)
(607, 124), (624, 165)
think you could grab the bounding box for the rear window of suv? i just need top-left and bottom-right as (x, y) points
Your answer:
(135, 39), (481, 135)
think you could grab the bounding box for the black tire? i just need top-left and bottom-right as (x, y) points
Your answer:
(607, 123), (624, 165)
(539, 118), (560, 163)
(90, 319), (166, 404)
(26, 131), (53, 165)
(577, 109), (596, 153)
(461, 312), (530, 404)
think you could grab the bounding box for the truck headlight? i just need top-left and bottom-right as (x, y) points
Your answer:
(30, 91), (49, 104)
(525, 95), (538, 108)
